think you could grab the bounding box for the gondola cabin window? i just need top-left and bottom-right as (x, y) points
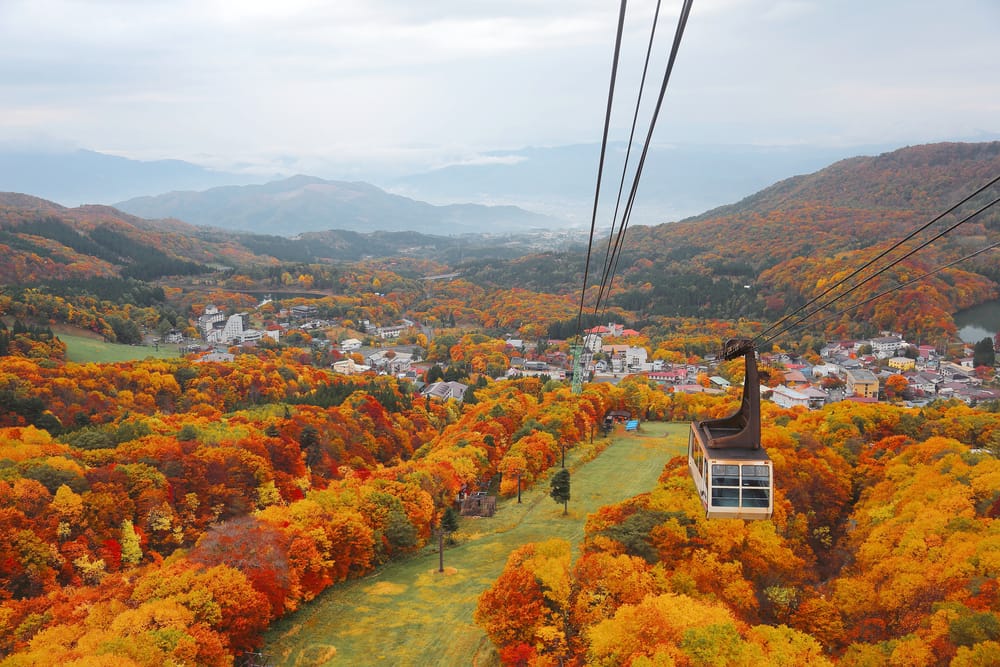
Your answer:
(711, 464), (741, 507)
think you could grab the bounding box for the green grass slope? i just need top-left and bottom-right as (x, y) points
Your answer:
(263, 422), (689, 666)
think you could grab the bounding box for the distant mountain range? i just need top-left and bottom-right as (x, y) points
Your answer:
(0, 191), (579, 284)
(115, 175), (563, 236)
(2, 141), (914, 233)
(1, 141), (997, 341)
(388, 142), (902, 225)
(0, 148), (255, 205)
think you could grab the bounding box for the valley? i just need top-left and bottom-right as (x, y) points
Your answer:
(0, 141), (998, 666)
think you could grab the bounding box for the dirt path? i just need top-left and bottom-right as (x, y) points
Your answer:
(262, 422), (688, 666)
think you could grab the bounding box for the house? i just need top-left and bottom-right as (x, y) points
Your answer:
(423, 381), (469, 402)
(783, 369), (809, 386)
(905, 371), (940, 395)
(195, 351), (235, 363)
(870, 335), (906, 358)
(887, 356), (916, 371)
(332, 359), (368, 375)
(367, 350), (414, 374)
(646, 369), (686, 384)
(240, 329), (265, 344)
(800, 386), (829, 409)
(812, 362), (840, 378)
(709, 376), (731, 389)
(770, 384), (810, 409)
(290, 304), (318, 319)
(461, 492), (496, 517)
(377, 325), (407, 339)
(846, 369), (879, 399)
(340, 338), (363, 351)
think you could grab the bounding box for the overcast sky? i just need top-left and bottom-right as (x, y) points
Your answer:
(1, 0), (998, 177)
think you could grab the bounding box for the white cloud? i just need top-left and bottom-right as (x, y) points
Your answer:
(0, 0), (997, 174)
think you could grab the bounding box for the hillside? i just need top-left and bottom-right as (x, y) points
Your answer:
(0, 194), (575, 287)
(459, 142), (1000, 342)
(693, 141), (1000, 220)
(3, 141), (998, 345)
(115, 175), (564, 236)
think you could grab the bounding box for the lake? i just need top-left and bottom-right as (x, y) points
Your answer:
(954, 300), (1000, 343)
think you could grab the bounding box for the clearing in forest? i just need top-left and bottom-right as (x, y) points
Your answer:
(263, 421), (688, 666)
(59, 332), (180, 363)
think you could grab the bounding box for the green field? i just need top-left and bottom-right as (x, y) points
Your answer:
(263, 422), (689, 667)
(60, 333), (181, 363)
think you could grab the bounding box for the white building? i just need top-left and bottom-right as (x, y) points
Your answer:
(870, 336), (906, 359)
(770, 384), (810, 409)
(423, 381), (469, 401)
(332, 359), (368, 375)
(240, 329), (264, 344)
(196, 351), (235, 363)
(377, 325), (407, 339)
(221, 314), (245, 343)
(812, 362), (841, 378)
(625, 346), (648, 369)
(582, 333), (603, 354)
(341, 338), (363, 351)
(197, 305), (226, 337)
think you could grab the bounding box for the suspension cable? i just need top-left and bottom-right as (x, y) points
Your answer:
(758, 193), (1000, 346)
(776, 241), (1000, 338)
(597, 0), (664, 299)
(575, 0), (629, 339)
(592, 0), (695, 321)
(753, 173), (1000, 344)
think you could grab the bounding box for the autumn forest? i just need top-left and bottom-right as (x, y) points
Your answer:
(1, 142), (1000, 666)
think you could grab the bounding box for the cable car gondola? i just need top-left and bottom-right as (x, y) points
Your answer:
(688, 338), (773, 520)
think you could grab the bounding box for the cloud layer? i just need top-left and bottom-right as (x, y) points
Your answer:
(1, 0), (998, 175)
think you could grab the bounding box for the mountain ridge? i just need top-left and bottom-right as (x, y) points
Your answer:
(114, 175), (564, 236)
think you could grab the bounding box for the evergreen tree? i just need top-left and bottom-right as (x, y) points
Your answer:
(550, 469), (571, 515)
(974, 337), (996, 368)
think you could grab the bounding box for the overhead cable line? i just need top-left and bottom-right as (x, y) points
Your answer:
(575, 0), (629, 339)
(758, 192), (1000, 346)
(772, 239), (1000, 338)
(753, 173), (1000, 345)
(597, 0), (664, 300)
(592, 0), (695, 320)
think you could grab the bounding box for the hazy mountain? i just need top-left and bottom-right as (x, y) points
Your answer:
(0, 191), (576, 280)
(115, 175), (564, 236)
(0, 148), (257, 206)
(388, 142), (901, 226)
